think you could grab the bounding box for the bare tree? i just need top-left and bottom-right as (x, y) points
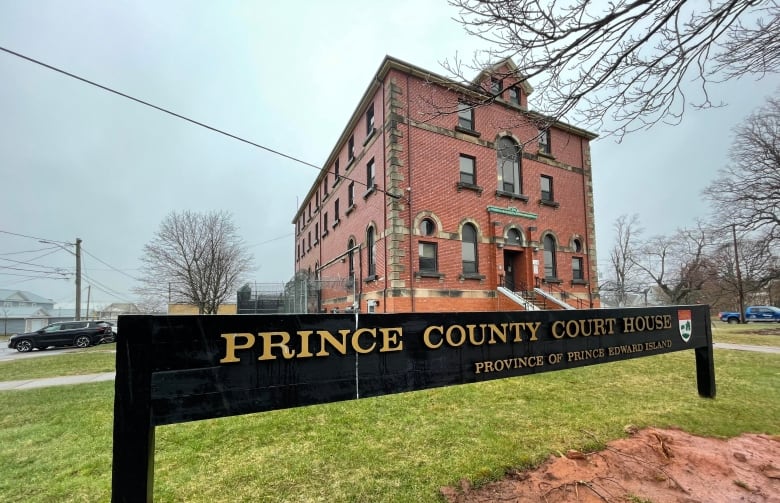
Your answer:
(601, 214), (643, 306)
(704, 97), (780, 241)
(136, 210), (253, 314)
(707, 229), (779, 308)
(633, 223), (714, 305)
(447, 0), (779, 138)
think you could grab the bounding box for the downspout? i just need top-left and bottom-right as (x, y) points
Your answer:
(488, 209), (498, 310)
(380, 75), (388, 313)
(406, 73), (415, 312)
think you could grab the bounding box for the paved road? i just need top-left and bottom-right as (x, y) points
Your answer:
(0, 341), (80, 362)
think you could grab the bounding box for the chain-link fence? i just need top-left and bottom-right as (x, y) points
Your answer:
(237, 275), (356, 314)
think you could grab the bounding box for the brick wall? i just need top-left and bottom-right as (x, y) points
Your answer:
(292, 57), (599, 313)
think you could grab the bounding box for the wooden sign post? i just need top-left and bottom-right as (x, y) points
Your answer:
(112, 306), (715, 501)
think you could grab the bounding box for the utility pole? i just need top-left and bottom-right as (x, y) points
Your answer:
(85, 285), (91, 321)
(75, 237), (82, 321)
(732, 225), (745, 324)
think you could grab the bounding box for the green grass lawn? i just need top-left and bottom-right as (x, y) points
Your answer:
(0, 345), (116, 381)
(0, 348), (778, 502)
(711, 321), (780, 346)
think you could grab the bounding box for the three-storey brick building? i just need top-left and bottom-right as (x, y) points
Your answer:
(293, 56), (599, 313)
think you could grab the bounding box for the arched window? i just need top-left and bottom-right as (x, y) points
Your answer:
(507, 228), (522, 246)
(348, 239), (355, 280)
(497, 137), (521, 194)
(462, 223), (478, 273)
(366, 227), (376, 277)
(543, 235), (557, 279)
(420, 218), (436, 236)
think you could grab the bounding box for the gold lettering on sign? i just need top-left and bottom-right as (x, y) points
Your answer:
(379, 327), (404, 352)
(622, 315), (671, 333)
(423, 325), (444, 349)
(551, 318), (616, 339)
(220, 333), (256, 363)
(219, 327), (405, 363)
(474, 355), (544, 374)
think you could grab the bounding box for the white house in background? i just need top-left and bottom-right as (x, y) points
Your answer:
(95, 303), (142, 322)
(0, 289), (56, 334)
(0, 289), (144, 334)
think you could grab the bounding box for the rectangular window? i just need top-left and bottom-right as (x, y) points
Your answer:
(367, 227), (376, 276)
(491, 77), (502, 95)
(419, 242), (438, 272)
(307, 231), (312, 250)
(459, 154), (475, 185)
(366, 158), (375, 188)
(573, 257), (584, 281)
(314, 223), (319, 243)
(315, 191), (320, 209)
(348, 181), (355, 207)
(323, 212), (328, 234)
(366, 103), (375, 135)
(348, 135), (355, 162)
(334, 198), (340, 222)
(508, 87), (520, 105)
(541, 175), (554, 202)
(462, 246), (477, 273)
(333, 159), (340, 186)
(502, 162), (515, 193)
(323, 175), (328, 195)
(457, 102), (474, 130)
(539, 128), (551, 155)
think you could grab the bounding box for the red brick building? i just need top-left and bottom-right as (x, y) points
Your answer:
(293, 56), (599, 313)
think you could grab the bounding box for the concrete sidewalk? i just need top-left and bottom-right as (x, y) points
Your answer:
(0, 372), (116, 391)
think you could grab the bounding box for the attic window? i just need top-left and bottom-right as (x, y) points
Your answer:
(509, 87), (520, 105)
(491, 78), (503, 95)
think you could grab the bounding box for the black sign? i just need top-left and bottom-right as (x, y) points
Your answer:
(112, 306), (715, 502)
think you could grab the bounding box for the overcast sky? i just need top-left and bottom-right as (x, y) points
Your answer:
(1, 1), (778, 308)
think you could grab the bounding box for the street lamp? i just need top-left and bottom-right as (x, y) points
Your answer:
(40, 238), (82, 320)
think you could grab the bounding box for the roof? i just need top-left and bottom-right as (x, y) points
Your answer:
(0, 289), (54, 304)
(0, 306), (51, 318)
(472, 57), (534, 95)
(97, 303), (141, 314)
(291, 54), (598, 222)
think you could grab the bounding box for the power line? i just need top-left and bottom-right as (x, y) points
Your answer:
(81, 271), (132, 303)
(0, 249), (63, 270)
(247, 233), (294, 248)
(0, 45), (403, 200)
(0, 46), (320, 167)
(0, 229), (71, 244)
(81, 247), (139, 281)
(0, 264), (69, 276)
(0, 246), (60, 256)
(0, 272), (70, 280)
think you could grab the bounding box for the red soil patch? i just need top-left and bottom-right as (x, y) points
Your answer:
(441, 427), (780, 502)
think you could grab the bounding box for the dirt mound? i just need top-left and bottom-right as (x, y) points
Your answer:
(441, 427), (780, 502)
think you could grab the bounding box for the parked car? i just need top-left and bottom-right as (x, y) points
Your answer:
(8, 320), (114, 352)
(718, 306), (780, 324)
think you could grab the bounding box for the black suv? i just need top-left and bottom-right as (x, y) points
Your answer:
(9, 321), (114, 352)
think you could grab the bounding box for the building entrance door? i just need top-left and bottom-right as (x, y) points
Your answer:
(504, 249), (529, 293)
